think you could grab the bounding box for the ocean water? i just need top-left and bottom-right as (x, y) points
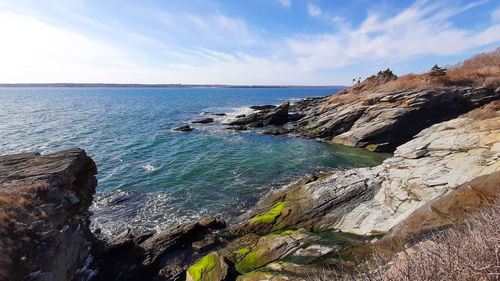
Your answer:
(0, 87), (388, 237)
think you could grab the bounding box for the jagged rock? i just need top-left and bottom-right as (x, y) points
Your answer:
(295, 87), (500, 152)
(186, 252), (228, 281)
(192, 118), (214, 124)
(0, 149), (97, 281)
(228, 102), (289, 128)
(289, 96), (328, 115)
(173, 125), (194, 132)
(92, 217), (226, 281)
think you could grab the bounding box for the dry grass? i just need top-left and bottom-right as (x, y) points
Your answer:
(309, 199), (500, 281)
(381, 47), (500, 92)
(324, 47), (500, 107)
(467, 100), (500, 120)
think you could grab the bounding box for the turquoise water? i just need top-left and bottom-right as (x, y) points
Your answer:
(0, 87), (387, 237)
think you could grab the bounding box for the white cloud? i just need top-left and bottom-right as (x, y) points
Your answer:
(0, 11), (132, 82)
(493, 7), (500, 22)
(288, 1), (500, 71)
(308, 3), (322, 17)
(278, 0), (291, 7)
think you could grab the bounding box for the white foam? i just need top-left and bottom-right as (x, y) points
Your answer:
(141, 163), (156, 172)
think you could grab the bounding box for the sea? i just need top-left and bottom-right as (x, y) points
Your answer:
(0, 87), (388, 237)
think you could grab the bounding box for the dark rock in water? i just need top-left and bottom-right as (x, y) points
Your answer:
(173, 125), (194, 132)
(235, 114), (246, 118)
(226, 125), (248, 131)
(228, 101), (289, 128)
(0, 149), (97, 281)
(250, 105), (276, 111)
(191, 118), (214, 124)
(203, 112), (226, 116)
(262, 128), (292, 135)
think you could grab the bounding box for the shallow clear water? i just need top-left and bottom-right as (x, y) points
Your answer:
(0, 87), (388, 237)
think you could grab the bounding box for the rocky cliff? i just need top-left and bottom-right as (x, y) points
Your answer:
(0, 149), (97, 281)
(293, 87), (499, 152)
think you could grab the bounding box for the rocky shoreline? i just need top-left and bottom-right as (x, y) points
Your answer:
(1, 84), (499, 280)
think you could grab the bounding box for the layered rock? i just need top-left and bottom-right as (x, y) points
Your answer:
(218, 100), (500, 280)
(294, 87), (500, 152)
(0, 149), (97, 281)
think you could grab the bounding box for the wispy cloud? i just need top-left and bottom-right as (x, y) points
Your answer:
(493, 6), (500, 22)
(288, 1), (500, 71)
(307, 3), (322, 17)
(153, 10), (257, 46)
(278, 0), (291, 8)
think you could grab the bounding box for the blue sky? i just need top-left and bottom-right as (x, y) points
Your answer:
(0, 0), (499, 85)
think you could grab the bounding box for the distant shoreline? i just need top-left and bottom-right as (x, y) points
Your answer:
(0, 83), (346, 89)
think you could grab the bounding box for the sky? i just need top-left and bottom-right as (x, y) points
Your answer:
(0, 0), (500, 85)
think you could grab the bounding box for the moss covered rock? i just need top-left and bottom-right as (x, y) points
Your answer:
(186, 252), (228, 281)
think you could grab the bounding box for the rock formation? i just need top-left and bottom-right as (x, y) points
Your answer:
(0, 149), (97, 281)
(294, 87), (499, 152)
(228, 102), (289, 128)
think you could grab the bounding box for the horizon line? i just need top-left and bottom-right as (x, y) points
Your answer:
(0, 83), (348, 89)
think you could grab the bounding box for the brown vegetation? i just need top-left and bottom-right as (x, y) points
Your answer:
(467, 100), (500, 120)
(324, 47), (500, 107)
(310, 199), (500, 281)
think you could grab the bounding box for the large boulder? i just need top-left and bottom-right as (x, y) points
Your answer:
(0, 149), (97, 281)
(228, 102), (289, 127)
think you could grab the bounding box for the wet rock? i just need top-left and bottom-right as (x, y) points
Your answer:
(173, 125), (194, 132)
(192, 118), (215, 124)
(228, 102), (289, 128)
(203, 112), (226, 116)
(262, 129), (292, 135)
(226, 126), (248, 131)
(235, 114), (246, 118)
(186, 252), (228, 281)
(0, 149), (97, 281)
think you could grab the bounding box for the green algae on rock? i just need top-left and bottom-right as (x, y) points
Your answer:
(250, 202), (287, 224)
(186, 252), (229, 281)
